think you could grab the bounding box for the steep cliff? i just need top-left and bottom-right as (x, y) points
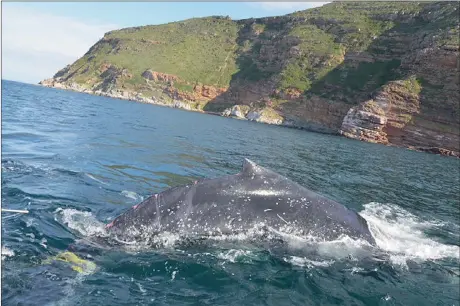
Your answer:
(39, 2), (459, 156)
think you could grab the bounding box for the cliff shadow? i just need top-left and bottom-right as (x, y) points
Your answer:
(202, 13), (415, 115)
(202, 17), (292, 113)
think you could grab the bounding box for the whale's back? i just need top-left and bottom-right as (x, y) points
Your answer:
(107, 159), (376, 245)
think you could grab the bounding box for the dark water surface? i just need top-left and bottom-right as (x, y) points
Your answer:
(2, 80), (459, 305)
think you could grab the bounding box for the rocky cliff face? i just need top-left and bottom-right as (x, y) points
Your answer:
(39, 2), (459, 157)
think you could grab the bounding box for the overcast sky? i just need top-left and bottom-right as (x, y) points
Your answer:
(2, 2), (328, 84)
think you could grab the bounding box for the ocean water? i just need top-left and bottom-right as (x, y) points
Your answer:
(1, 79), (459, 306)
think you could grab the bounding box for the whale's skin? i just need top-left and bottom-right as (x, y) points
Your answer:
(106, 159), (376, 245)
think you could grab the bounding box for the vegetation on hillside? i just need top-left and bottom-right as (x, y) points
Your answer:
(50, 1), (458, 109)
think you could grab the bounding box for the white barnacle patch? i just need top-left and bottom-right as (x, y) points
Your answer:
(223, 188), (285, 197)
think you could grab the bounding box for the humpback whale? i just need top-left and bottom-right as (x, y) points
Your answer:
(106, 159), (376, 246)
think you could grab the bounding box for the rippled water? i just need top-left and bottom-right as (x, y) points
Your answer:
(2, 80), (459, 306)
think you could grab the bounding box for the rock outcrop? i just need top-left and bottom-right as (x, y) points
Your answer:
(221, 105), (284, 125)
(340, 79), (421, 144)
(142, 70), (179, 84)
(222, 105), (250, 119)
(246, 108), (284, 125)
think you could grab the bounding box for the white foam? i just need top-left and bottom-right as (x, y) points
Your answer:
(121, 190), (143, 201)
(349, 267), (365, 274)
(360, 202), (460, 265)
(382, 295), (392, 301)
(283, 256), (334, 268)
(146, 232), (181, 249)
(315, 235), (375, 260)
(54, 208), (108, 237)
(1, 246), (15, 260)
(40, 238), (48, 249)
(216, 249), (255, 263)
(136, 282), (147, 294)
(25, 218), (37, 227)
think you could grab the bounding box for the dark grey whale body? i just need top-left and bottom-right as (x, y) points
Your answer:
(106, 159), (376, 245)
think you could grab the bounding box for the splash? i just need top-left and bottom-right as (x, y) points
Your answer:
(283, 256), (334, 268)
(54, 208), (108, 237)
(1, 246), (15, 260)
(360, 202), (460, 265)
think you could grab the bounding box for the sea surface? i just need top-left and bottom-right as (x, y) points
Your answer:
(1, 79), (459, 306)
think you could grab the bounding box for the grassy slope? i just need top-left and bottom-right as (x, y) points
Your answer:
(52, 2), (458, 106)
(57, 17), (240, 91)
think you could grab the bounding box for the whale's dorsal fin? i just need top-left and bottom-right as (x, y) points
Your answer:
(242, 158), (257, 172)
(241, 158), (283, 180)
(242, 158), (263, 176)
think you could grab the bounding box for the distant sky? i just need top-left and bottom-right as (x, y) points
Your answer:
(2, 2), (328, 84)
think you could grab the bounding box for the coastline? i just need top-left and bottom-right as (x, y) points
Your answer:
(38, 80), (460, 159)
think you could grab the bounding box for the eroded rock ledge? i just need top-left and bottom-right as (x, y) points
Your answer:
(340, 78), (459, 158)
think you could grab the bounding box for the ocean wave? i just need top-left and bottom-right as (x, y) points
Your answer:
(360, 202), (460, 265)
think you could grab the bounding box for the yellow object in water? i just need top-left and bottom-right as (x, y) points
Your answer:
(44, 251), (97, 274)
